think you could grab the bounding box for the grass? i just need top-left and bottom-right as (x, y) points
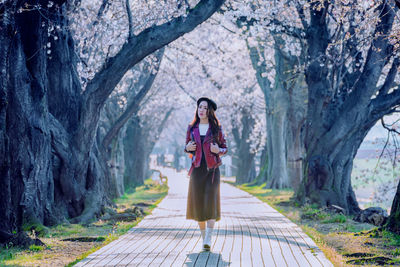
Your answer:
(228, 180), (400, 267)
(321, 214), (347, 224)
(0, 176), (169, 267)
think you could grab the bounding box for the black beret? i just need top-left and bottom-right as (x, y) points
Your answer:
(197, 97), (217, 111)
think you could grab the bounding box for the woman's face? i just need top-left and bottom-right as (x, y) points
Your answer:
(198, 101), (208, 120)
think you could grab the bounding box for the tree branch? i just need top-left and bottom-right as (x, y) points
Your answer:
(343, 1), (396, 110)
(101, 48), (164, 151)
(125, 0), (134, 39)
(269, 18), (304, 39)
(171, 69), (197, 101)
(370, 86), (400, 121)
(381, 117), (400, 135)
(378, 57), (399, 97)
(246, 40), (271, 93)
(295, 0), (308, 30)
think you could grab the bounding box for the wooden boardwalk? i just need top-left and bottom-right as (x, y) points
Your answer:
(75, 167), (333, 267)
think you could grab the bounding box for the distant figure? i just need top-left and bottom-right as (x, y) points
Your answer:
(184, 97), (228, 251)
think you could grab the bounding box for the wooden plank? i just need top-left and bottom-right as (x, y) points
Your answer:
(159, 220), (197, 267)
(218, 215), (234, 267)
(139, 217), (189, 266)
(150, 218), (193, 266)
(99, 216), (164, 265)
(251, 215), (274, 266)
(241, 251), (253, 267)
(262, 222), (287, 267)
(195, 251), (211, 266)
(251, 251), (265, 267)
(172, 224), (202, 266)
(237, 214), (254, 267)
(285, 227), (322, 267)
(279, 227), (310, 267)
(106, 214), (172, 266)
(229, 213), (242, 267)
(294, 229), (333, 267)
(269, 223), (299, 267)
(212, 217), (227, 254)
(240, 215), (253, 255)
(207, 252), (221, 266)
(75, 217), (154, 266)
(76, 216), (161, 266)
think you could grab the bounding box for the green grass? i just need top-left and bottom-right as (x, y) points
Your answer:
(22, 223), (50, 238)
(28, 245), (45, 252)
(0, 246), (19, 261)
(322, 214), (347, 224)
(381, 229), (400, 246)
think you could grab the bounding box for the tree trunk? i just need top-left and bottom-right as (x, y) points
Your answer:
(246, 35), (305, 189)
(286, 127), (303, 192)
(386, 181), (400, 234)
(255, 148), (268, 185)
(265, 102), (289, 188)
(123, 109), (172, 188)
(233, 112), (256, 184)
(0, 2), (15, 236)
(298, 133), (364, 214)
(123, 117), (146, 189)
(286, 78), (307, 192)
(0, 2), (66, 235)
(107, 133), (126, 198)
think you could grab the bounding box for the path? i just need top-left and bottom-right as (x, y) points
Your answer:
(74, 167), (333, 266)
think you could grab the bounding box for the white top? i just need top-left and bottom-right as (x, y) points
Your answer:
(199, 123), (209, 136)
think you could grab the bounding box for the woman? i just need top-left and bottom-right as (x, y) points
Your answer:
(184, 97), (228, 251)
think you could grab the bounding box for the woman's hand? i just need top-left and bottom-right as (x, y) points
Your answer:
(186, 141), (197, 152)
(210, 143), (220, 154)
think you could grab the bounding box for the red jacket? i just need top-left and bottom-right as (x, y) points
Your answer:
(184, 122), (228, 182)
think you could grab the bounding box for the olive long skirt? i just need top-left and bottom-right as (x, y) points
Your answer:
(186, 136), (221, 222)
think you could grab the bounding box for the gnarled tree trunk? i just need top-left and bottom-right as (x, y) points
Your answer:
(233, 111), (256, 184)
(386, 182), (400, 234)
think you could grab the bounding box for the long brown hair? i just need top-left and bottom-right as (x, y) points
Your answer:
(189, 100), (221, 143)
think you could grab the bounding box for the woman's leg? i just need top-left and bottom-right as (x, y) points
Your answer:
(198, 221), (206, 240)
(203, 219), (216, 250)
(198, 221), (206, 230)
(206, 219), (215, 229)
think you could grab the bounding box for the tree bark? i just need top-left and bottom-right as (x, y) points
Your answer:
(232, 111), (256, 184)
(0, 1), (17, 235)
(266, 107), (289, 188)
(286, 76), (307, 192)
(386, 181), (400, 234)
